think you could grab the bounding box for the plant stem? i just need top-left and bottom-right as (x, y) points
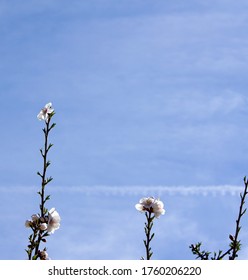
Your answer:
(40, 119), (50, 217)
(144, 211), (154, 260)
(229, 177), (248, 260)
(34, 119), (52, 257)
(190, 177), (248, 260)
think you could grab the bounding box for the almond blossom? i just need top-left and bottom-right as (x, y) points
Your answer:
(25, 220), (32, 228)
(39, 223), (48, 231)
(135, 197), (165, 218)
(31, 214), (39, 222)
(47, 208), (61, 234)
(37, 102), (54, 122)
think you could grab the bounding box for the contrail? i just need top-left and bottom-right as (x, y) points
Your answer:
(51, 185), (243, 196)
(0, 185), (243, 196)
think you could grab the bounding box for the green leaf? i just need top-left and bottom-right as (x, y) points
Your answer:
(49, 123), (56, 131)
(150, 233), (155, 240)
(47, 143), (53, 151)
(46, 176), (53, 184)
(39, 149), (44, 157)
(32, 254), (39, 260)
(45, 195), (51, 202)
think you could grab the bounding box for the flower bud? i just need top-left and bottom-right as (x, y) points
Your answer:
(39, 250), (49, 260)
(39, 223), (48, 231)
(31, 214), (39, 222)
(25, 220), (32, 228)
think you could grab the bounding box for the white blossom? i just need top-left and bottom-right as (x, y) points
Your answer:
(31, 214), (39, 222)
(135, 197), (165, 218)
(25, 220), (32, 228)
(151, 199), (165, 218)
(39, 223), (48, 231)
(25, 214), (39, 228)
(47, 208), (60, 234)
(135, 197), (155, 212)
(37, 102), (54, 122)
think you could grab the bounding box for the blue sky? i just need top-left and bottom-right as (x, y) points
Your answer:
(1, 0), (248, 259)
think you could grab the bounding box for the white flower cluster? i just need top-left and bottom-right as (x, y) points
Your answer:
(135, 197), (165, 218)
(25, 208), (61, 234)
(37, 102), (54, 122)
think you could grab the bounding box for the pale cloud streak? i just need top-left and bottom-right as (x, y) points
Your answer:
(56, 185), (244, 197)
(0, 185), (243, 196)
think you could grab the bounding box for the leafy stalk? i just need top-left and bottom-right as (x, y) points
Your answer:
(143, 211), (155, 260)
(229, 176), (248, 259)
(26, 111), (56, 260)
(190, 176), (248, 260)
